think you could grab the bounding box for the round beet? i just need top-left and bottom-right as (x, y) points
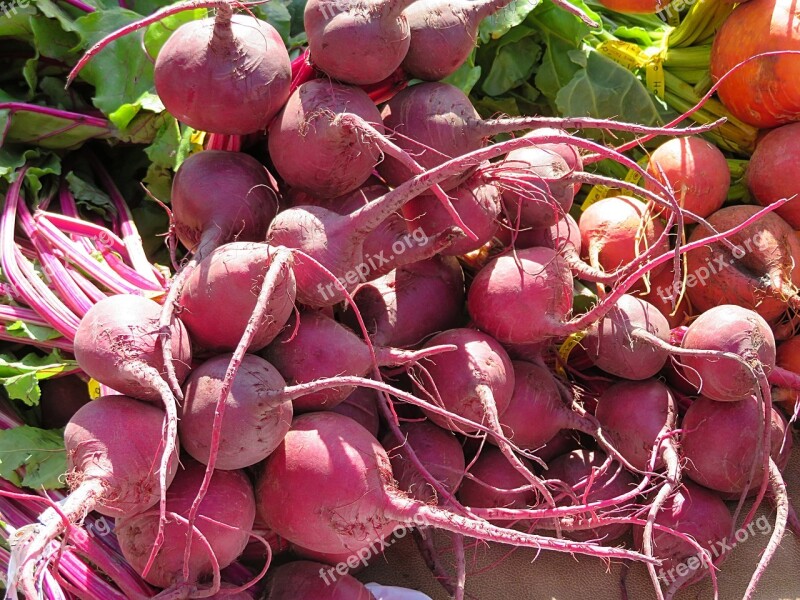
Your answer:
(583, 295), (671, 381)
(595, 379), (675, 471)
(154, 9), (290, 134)
(633, 482), (733, 588)
(179, 242), (296, 353)
(116, 459), (256, 589)
(402, 174), (502, 256)
(457, 446), (536, 515)
(170, 151), (279, 257)
(304, 0), (412, 85)
(579, 195), (668, 274)
(379, 83), (483, 190)
(383, 420), (465, 503)
(269, 80), (384, 199)
(341, 255), (465, 348)
(548, 449), (636, 543)
(682, 395), (792, 495)
(499, 131), (583, 229)
(646, 136), (729, 221)
(73, 294), (192, 403)
(179, 353), (293, 470)
(65, 395), (179, 518)
(680, 305), (776, 401)
(467, 247), (573, 345)
(412, 328), (515, 434)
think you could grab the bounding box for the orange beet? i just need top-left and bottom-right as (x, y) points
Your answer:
(710, 0), (800, 127)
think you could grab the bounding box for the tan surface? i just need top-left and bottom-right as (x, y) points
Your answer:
(359, 443), (800, 600)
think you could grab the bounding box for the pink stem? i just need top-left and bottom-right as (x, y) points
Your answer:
(90, 156), (162, 287)
(36, 211), (127, 256)
(0, 170), (80, 337)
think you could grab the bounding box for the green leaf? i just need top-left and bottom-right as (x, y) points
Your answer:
(286, 0), (309, 37)
(255, 2), (292, 44)
(0, 106), (111, 150)
(482, 36), (542, 96)
(473, 95), (521, 119)
(5, 321), (62, 343)
(555, 49), (671, 130)
(81, 0), (126, 9)
(0, 4), (36, 39)
(109, 91), (164, 133)
(0, 426), (67, 489)
(443, 52), (482, 96)
(530, 0), (598, 105)
(143, 8), (207, 59)
(143, 115), (181, 168)
(30, 15), (81, 61)
(0, 350), (75, 407)
(72, 9), (156, 120)
(479, 0), (543, 43)
(65, 171), (116, 216)
(0, 149), (62, 194)
(34, 0), (82, 32)
(128, 0), (175, 14)
(143, 162), (172, 203)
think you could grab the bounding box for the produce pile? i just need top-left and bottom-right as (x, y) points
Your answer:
(1, 0), (800, 599)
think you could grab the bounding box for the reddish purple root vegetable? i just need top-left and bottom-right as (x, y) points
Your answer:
(583, 294), (671, 381)
(548, 449), (636, 543)
(116, 459), (256, 590)
(578, 195), (669, 275)
(595, 378), (677, 471)
(263, 309), (454, 412)
(467, 247), (573, 345)
(383, 420), (466, 503)
(10, 396), (179, 597)
(402, 173), (502, 256)
(412, 328), (514, 434)
(74, 294), (192, 402)
(497, 361), (599, 451)
(304, 0), (412, 85)
(170, 151), (280, 259)
(495, 129), (584, 230)
(457, 447), (536, 514)
(154, 5), (291, 134)
(341, 254), (465, 348)
(684, 205), (800, 331)
(402, 0), (512, 80)
(179, 353), (293, 470)
(682, 395), (791, 496)
(179, 242), (297, 353)
(268, 80), (385, 199)
(632, 482), (733, 591)
(679, 304), (776, 401)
